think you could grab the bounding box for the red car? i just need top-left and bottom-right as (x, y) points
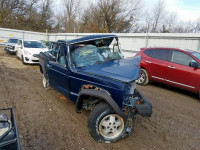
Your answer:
(136, 47), (200, 95)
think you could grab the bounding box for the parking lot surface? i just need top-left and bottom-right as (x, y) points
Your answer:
(0, 48), (200, 150)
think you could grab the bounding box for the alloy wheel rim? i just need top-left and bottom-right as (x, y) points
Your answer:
(99, 114), (124, 139)
(43, 76), (47, 89)
(137, 72), (145, 83)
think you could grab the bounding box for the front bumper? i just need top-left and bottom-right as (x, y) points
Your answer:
(8, 49), (17, 52)
(6, 46), (16, 53)
(8, 49), (17, 53)
(135, 92), (152, 117)
(24, 54), (39, 64)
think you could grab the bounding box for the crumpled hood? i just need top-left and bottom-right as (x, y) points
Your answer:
(24, 48), (48, 54)
(79, 55), (141, 83)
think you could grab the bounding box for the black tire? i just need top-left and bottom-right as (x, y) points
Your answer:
(6, 50), (9, 54)
(136, 68), (149, 86)
(88, 102), (125, 143)
(22, 55), (26, 65)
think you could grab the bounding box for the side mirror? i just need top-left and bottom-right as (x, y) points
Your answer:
(189, 61), (199, 69)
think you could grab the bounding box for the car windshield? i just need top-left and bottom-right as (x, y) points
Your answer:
(189, 51), (200, 60)
(8, 39), (18, 43)
(71, 38), (123, 68)
(24, 41), (46, 48)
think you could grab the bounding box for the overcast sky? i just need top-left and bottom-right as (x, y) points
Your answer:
(143, 0), (200, 21)
(55, 0), (200, 22)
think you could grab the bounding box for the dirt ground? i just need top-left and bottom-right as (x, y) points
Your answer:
(0, 48), (200, 150)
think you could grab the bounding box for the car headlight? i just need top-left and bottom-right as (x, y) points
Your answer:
(24, 50), (32, 55)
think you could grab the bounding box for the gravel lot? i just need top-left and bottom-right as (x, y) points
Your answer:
(0, 48), (200, 150)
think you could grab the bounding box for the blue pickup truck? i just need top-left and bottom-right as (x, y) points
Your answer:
(39, 35), (152, 143)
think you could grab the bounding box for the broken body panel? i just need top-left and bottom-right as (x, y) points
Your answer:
(39, 34), (152, 119)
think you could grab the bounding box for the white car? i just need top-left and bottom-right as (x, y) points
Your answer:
(4, 38), (19, 54)
(16, 39), (48, 64)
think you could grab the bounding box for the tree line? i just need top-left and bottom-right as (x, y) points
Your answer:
(0, 0), (199, 33)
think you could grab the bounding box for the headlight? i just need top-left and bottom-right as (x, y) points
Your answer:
(24, 50), (32, 55)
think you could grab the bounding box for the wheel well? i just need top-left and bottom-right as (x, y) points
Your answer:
(78, 95), (104, 111)
(76, 86), (128, 119)
(76, 85), (107, 111)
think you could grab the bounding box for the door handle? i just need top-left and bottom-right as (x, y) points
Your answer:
(146, 61), (151, 63)
(168, 66), (175, 69)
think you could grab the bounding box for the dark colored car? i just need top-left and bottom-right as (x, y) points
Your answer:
(39, 35), (152, 143)
(136, 47), (200, 96)
(0, 108), (21, 150)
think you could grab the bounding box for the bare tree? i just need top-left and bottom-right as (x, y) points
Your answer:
(51, 13), (66, 32)
(0, 0), (24, 27)
(62, 0), (81, 32)
(80, 0), (142, 33)
(161, 12), (177, 33)
(193, 18), (200, 33)
(1, 0), (199, 33)
(151, 0), (166, 32)
(38, 0), (52, 31)
(163, 12), (178, 32)
(0, 0), (55, 32)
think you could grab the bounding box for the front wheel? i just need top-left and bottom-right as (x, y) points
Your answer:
(42, 75), (49, 90)
(22, 55), (26, 65)
(136, 69), (149, 86)
(88, 102), (125, 143)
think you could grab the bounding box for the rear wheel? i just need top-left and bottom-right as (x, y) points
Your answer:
(88, 102), (125, 143)
(136, 69), (149, 85)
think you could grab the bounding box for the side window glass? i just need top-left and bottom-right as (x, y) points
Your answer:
(150, 49), (170, 61)
(57, 45), (66, 66)
(17, 40), (22, 45)
(50, 43), (59, 61)
(143, 49), (152, 56)
(171, 51), (197, 66)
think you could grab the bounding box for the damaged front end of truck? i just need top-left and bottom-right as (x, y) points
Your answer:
(68, 35), (152, 142)
(40, 34), (152, 143)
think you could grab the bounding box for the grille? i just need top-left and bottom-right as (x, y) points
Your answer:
(32, 60), (39, 62)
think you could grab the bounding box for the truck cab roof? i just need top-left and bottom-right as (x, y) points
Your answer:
(58, 34), (117, 45)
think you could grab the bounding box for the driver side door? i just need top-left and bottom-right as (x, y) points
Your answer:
(47, 44), (70, 99)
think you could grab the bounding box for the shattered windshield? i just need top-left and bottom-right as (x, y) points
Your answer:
(71, 38), (123, 68)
